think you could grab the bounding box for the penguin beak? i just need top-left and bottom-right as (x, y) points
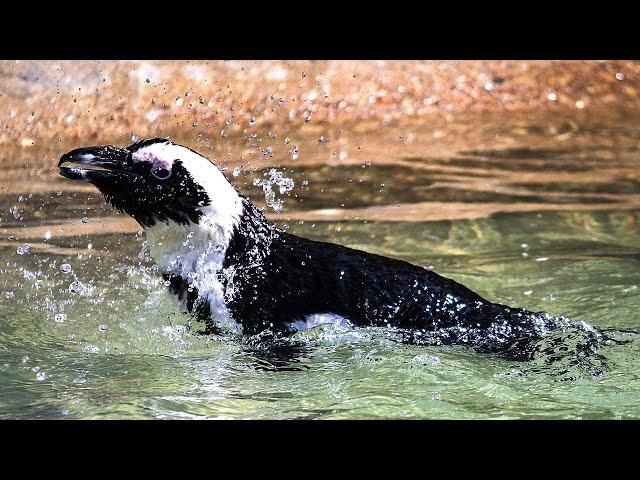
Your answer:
(59, 145), (132, 182)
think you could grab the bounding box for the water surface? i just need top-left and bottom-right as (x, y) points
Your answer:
(1, 118), (639, 419)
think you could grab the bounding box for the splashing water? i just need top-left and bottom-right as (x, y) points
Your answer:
(253, 169), (295, 213)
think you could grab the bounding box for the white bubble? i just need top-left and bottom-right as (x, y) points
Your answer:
(68, 281), (83, 294)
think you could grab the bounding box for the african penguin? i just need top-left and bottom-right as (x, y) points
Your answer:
(59, 138), (578, 358)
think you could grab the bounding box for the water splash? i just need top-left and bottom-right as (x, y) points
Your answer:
(253, 169), (295, 213)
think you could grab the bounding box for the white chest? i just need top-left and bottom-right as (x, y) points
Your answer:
(145, 220), (241, 332)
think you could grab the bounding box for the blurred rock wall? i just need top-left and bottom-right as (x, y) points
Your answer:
(0, 60), (637, 147)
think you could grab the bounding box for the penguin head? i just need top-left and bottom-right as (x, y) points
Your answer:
(59, 138), (243, 229)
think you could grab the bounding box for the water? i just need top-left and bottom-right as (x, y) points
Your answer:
(1, 116), (639, 419)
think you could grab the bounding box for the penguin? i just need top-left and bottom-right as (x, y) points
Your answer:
(58, 138), (593, 359)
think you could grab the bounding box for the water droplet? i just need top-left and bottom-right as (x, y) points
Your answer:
(616, 72), (624, 81)
(10, 205), (21, 220)
(248, 117), (256, 126)
(54, 313), (67, 323)
(547, 92), (557, 101)
(60, 264), (72, 274)
(98, 324), (108, 333)
(68, 281), (83, 294)
(82, 216), (88, 223)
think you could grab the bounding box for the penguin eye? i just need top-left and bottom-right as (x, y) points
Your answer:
(151, 165), (172, 180)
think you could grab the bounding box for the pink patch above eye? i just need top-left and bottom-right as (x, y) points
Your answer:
(132, 151), (172, 168)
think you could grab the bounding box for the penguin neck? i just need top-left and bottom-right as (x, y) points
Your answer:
(223, 196), (278, 269)
(144, 218), (229, 281)
(144, 196), (275, 279)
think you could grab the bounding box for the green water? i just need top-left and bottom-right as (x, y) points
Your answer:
(1, 131), (639, 419)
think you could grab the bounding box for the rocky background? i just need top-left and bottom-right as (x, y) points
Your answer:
(0, 60), (638, 147)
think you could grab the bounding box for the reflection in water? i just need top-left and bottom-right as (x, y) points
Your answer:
(1, 117), (639, 419)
